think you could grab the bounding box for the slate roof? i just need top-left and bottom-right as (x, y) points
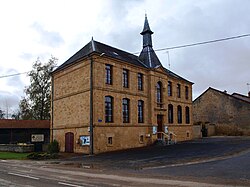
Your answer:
(139, 46), (162, 68)
(54, 39), (192, 84)
(164, 68), (193, 84)
(54, 39), (147, 72)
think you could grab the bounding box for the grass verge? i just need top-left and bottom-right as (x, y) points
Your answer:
(0, 152), (30, 160)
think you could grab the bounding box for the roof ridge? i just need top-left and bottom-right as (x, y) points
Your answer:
(194, 87), (250, 104)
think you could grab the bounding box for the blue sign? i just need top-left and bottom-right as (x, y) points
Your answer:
(80, 136), (90, 146)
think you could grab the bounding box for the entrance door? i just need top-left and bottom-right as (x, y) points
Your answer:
(157, 115), (163, 139)
(65, 132), (74, 153)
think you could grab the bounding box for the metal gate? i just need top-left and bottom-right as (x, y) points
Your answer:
(65, 132), (74, 153)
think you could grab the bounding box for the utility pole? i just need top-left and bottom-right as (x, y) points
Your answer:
(89, 56), (94, 155)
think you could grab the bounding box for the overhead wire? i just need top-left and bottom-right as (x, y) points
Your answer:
(1, 33), (250, 79)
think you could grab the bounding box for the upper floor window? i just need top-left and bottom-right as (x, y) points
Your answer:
(177, 105), (182, 124)
(156, 82), (162, 104)
(177, 84), (181, 98)
(122, 98), (130, 123)
(105, 96), (113, 122)
(168, 104), (173, 124)
(105, 64), (112, 85)
(185, 86), (189, 100)
(185, 106), (190, 124)
(138, 100), (144, 123)
(138, 73), (143, 91)
(168, 81), (172, 96)
(123, 69), (129, 88)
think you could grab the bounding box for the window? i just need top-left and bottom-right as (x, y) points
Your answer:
(185, 86), (189, 100)
(123, 69), (129, 88)
(105, 96), (113, 122)
(168, 81), (172, 96)
(177, 105), (182, 124)
(177, 84), (181, 98)
(168, 104), (173, 124)
(138, 73), (143, 91)
(122, 98), (130, 123)
(108, 137), (113, 145)
(156, 82), (162, 107)
(105, 64), (112, 85)
(185, 106), (190, 124)
(138, 100), (144, 123)
(139, 135), (144, 143)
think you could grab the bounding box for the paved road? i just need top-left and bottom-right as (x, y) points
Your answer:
(0, 159), (230, 187)
(0, 136), (249, 186)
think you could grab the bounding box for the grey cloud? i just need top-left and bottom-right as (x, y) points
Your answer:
(0, 91), (20, 109)
(151, 0), (250, 98)
(32, 22), (64, 47)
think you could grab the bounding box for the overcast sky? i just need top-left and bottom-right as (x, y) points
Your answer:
(0, 0), (250, 114)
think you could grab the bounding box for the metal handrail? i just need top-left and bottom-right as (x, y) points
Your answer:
(156, 131), (177, 144)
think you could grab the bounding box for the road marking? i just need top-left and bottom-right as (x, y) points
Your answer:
(143, 148), (250, 170)
(8, 172), (39, 180)
(0, 160), (7, 162)
(58, 182), (84, 187)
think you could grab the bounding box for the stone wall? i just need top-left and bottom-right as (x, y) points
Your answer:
(52, 54), (194, 154)
(0, 144), (34, 153)
(193, 88), (250, 133)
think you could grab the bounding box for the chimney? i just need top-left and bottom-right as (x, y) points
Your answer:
(224, 90), (227, 93)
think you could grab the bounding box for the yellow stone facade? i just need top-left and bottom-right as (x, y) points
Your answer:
(51, 53), (193, 154)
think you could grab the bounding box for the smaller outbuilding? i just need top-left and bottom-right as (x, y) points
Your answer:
(0, 119), (50, 151)
(193, 87), (250, 136)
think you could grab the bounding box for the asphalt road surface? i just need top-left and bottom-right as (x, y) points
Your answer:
(0, 136), (250, 187)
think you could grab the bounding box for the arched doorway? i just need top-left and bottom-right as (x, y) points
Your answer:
(157, 115), (163, 139)
(65, 132), (74, 153)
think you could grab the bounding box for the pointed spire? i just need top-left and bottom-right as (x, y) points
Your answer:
(141, 14), (153, 35)
(139, 15), (162, 68)
(140, 14), (153, 48)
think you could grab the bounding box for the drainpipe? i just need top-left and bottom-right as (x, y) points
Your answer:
(51, 76), (54, 142)
(89, 56), (94, 155)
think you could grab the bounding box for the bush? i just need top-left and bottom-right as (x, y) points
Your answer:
(27, 152), (58, 160)
(48, 140), (60, 154)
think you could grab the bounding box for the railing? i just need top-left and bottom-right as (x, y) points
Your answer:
(156, 131), (177, 145)
(169, 131), (177, 144)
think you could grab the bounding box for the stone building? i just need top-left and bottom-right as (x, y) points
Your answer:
(193, 87), (250, 134)
(51, 16), (193, 154)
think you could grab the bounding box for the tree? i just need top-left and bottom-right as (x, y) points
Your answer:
(0, 109), (5, 119)
(19, 57), (57, 120)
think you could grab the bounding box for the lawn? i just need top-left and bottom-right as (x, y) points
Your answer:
(0, 152), (30, 160)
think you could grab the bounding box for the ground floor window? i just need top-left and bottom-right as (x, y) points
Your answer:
(185, 106), (190, 124)
(177, 105), (182, 124)
(107, 137), (113, 145)
(138, 100), (144, 123)
(105, 96), (113, 123)
(168, 104), (173, 124)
